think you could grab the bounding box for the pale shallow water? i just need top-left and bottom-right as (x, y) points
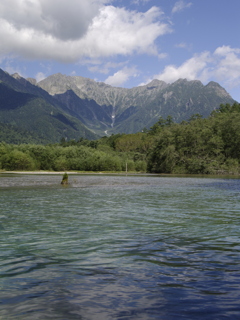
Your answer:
(0, 174), (240, 319)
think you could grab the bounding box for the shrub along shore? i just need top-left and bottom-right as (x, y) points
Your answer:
(0, 103), (240, 175)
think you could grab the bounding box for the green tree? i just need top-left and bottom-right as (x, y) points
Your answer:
(1, 150), (36, 171)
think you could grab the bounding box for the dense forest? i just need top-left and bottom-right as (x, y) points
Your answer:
(0, 102), (240, 174)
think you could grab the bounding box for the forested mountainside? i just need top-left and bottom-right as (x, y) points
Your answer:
(0, 69), (98, 143)
(1, 103), (240, 175)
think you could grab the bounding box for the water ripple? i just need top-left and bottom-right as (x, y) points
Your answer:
(0, 174), (240, 319)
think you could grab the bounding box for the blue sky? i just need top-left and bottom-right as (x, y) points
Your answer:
(0, 0), (240, 102)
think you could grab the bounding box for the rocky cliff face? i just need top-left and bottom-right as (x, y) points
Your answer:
(38, 74), (168, 110)
(38, 74), (235, 135)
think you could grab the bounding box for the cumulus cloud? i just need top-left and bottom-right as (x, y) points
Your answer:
(145, 46), (240, 90)
(154, 52), (211, 83)
(172, 1), (192, 14)
(0, 1), (171, 62)
(82, 6), (170, 58)
(0, 0), (104, 41)
(105, 66), (139, 86)
(213, 46), (240, 87)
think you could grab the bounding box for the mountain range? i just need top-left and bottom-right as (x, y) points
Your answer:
(0, 68), (236, 143)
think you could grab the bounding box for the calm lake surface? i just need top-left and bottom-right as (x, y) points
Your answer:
(0, 174), (240, 319)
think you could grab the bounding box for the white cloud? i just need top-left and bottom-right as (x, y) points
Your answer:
(154, 52), (211, 83)
(158, 53), (168, 59)
(131, 0), (150, 5)
(0, 0), (105, 41)
(83, 6), (171, 57)
(175, 43), (187, 48)
(35, 72), (47, 82)
(213, 46), (240, 87)
(88, 61), (127, 74)
(214, 46), (240, 56)
(172, 1), (192, 14)
(175, 42), (192, 50)
(4, 64), (24, 77)
(0, 1), (171, 62)
(145, 46), (240, 92)
(105, 66), (139, 86)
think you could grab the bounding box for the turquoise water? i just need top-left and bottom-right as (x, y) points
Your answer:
(0, 174), (240, 319)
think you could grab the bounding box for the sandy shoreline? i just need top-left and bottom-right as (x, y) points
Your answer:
(0, 171), (144, 175)
(0, 171), (109, 175)
(0, 171), (79, 175)
(1, 171), (239, 178)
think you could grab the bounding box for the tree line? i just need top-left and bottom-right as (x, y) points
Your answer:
(0, 102), (240, 174)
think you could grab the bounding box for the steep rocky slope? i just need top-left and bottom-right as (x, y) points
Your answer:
(38, 73), (235, 135)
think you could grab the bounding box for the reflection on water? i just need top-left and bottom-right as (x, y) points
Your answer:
(0, 174), (240, 319)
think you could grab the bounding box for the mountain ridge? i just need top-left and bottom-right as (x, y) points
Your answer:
(37, 73), (235, 134)
(0, 68), (237, 142)
(0, 69), (98, 143)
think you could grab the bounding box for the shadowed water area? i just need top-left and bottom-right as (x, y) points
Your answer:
(0, 174), (240, 319)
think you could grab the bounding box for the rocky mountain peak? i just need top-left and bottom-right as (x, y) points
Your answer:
(143, 79), (168, 92)
(205, 81), (231, 98)
(24, 69), (237, 135)
(11, 73), (22, 80)
(26, 78), (37, 85)
(146, 79), (167, 87)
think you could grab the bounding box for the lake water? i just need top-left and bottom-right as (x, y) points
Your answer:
(0, 174), (240, 319)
